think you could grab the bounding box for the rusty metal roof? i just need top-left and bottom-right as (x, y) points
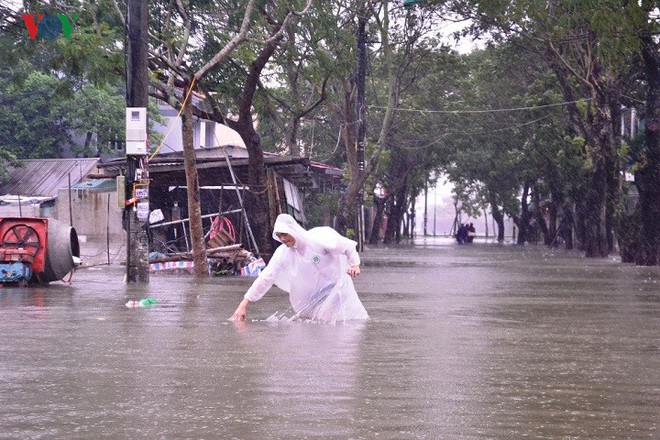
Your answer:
(95, 148), (342, 190)
(0, 158), (100, 197)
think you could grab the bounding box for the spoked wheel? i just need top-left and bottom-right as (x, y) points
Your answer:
(1, 224), (41, 257)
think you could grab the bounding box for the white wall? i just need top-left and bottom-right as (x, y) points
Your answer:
(54, 189), (124, 240)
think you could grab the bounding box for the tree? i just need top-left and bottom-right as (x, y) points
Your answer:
(438, 47), (531, 242)
(143, 0), (258, 276)
(633, 2), (660, 265)
(445, 0), (640, 258)
(67, 84), (127, 156)
(0, 71), (71, 159)
(337, 0), (462, 241)
(0, 0), (129, 163)
(146, 0), (317, 270)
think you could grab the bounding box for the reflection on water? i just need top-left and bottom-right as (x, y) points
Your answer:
(1, 240), (659, 439)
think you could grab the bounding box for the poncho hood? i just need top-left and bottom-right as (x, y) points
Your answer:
(272, 214), (310, 249)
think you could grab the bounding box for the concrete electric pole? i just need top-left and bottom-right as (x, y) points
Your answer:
(124, 0), (150, 282)
(356, 5), (367, 252)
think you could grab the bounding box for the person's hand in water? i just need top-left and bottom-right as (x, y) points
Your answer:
(229, 299), (250, 321)
(347, 264), (360, 278)
(231, 318), (248, 332)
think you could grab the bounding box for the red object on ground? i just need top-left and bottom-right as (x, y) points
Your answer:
(0, 217), (48, 273)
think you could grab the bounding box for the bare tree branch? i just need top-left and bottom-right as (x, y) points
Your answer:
(195, 0), (256, 80)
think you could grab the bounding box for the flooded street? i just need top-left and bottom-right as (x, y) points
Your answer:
(1, 238), (659, 439)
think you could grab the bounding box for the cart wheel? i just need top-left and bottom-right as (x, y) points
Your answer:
(1, 224), (41, 257)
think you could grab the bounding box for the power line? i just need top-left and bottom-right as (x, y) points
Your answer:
(399, 115), (553, 150)
(368, 99), (591, 115)
(622, 94), (646, 105)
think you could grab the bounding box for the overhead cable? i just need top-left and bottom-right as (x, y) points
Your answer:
(368, 98), (591, 115)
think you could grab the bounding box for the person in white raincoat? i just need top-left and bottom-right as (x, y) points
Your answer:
(230, 214), (369, 322)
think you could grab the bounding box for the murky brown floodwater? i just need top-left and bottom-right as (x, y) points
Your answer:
(1, 237), (659, 439)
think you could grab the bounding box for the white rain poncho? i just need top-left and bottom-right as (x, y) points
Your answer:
(244, 214), (369, 322)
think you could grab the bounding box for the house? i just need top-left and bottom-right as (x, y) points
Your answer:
(94, 146), (343, 256)
(0, 158), (101, 220)
(0, 158), (122, 267)
(1, 96), (343, 264)
(154, 96), (247, 155)
(94, 93), (343, 256)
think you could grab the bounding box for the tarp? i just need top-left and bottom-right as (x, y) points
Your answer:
(282, 178), (305, 222)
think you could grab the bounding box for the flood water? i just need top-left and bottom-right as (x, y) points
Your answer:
(1, 238), (659, 439)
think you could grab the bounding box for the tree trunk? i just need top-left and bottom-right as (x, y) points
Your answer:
(492, 207), (505, 243)
(488, 190), (505, 242)
(635, 36), (660, 265)
(532, 185), (552, 245)
(574, 196), (587, 251)
(547, 46), (615, 257)
(84, 131), (94, 154)
(338, 1), (396, 238)
(233, 117), (272, 260)
(618, 203), (641, 263)
(368, 196), (385, 244)
(607, 88), (623, 253)
(181, 99), (209, 277)
(516, 182), (530, 244)
(336, 78), (359, 236)
(559, 204), (574, 250)
(228, 38), (281, 260)
(547, 192), (558, 247)
(483, 209), (489, 238)
(382, 196), (395, 244)
(383, 184), (407, 244)
(287, 118), (300, 157)
(408, 192), (416, 239)
(582, 158), (609, 257)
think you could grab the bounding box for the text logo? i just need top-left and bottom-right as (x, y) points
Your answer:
(22, 14), (78, 40)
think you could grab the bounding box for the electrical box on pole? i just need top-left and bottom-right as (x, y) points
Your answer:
(125, 107), (147, 155)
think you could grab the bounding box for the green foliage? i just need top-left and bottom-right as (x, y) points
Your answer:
(304, 190), (341, 228)
(0, 148), (22, 183)
(0, 67), (129, 159)
(0, 0), (129, 161)
(0, 0), (653, 255)
(0, 71), (72, 158)
(440, 45), (535, 219)
(66, 84), (126, 156)
(249, 1), (358, 158)
(365, 34), (467, 218)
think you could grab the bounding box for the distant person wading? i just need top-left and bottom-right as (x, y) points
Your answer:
(455, 222), (476, 244)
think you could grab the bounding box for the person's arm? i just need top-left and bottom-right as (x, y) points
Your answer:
(230, 298), (251, 321)
(346, 257), (360, 278)
(332, 232), (361, 278)
(229, 249), (283, 320)
(229, 274), (273, 321)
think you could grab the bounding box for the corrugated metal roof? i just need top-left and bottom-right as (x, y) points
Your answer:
(69, 179), (116, 191)
(0, 195), (56, 205)
(0, 158), (100, 197)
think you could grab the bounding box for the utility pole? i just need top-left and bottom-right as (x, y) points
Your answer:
(125, 0), (149, 282)
(433, 187), (437, 236)
(356, 3), (367, 252)
(423, 183), (428, 236)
